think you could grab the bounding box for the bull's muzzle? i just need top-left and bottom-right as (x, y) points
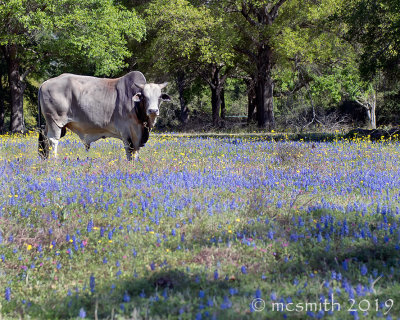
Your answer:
(147, 109), (159, 116)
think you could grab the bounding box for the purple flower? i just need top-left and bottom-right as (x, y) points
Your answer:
(5, 287), (11, 301)
(87, 219), (93, 233)
(214, 270), (219, 280)
(360, 264), (368, 276)
(220, 296), (232, 309)
(79, 308), (86, 318)
(90, 274), (95, 293)
(123, 291), (130, 302)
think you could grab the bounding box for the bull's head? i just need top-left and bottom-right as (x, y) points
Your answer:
(132, 82), (171, 119)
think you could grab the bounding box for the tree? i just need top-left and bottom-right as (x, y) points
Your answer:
(220, 0), (289, 129)
(0, 0), (145, 132)
(341, 0), (400, 128)
(145, 0), (237, 127)
(220, 0), (354, 130)
(344, 0), (400, 79)
(0, 57), (8, 132)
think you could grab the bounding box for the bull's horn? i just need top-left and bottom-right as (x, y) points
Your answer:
(159, 82), (168, 89)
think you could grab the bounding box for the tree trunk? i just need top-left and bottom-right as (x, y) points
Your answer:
(370, 91), (377, 129)
(255, 45), (274, 130)
(211, 86), (222, 127)
(220, 88), (226, 118)
(246, 79), (256, 124)
(176, 71), (189, 124)
(370, 108), (376, 129)
(210, 65), (222, 127)
(356, 88), (377, 130)
(3, 45), (25, 133)
(0, 69), (5, 133)
(366, 106), (377, 129)
(219, 88), (226, 128)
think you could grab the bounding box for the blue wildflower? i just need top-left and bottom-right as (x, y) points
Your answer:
(220, 296), (232, 309)
(214, 270), (219, 280)
(79, 308), (86, 318)
(360, 264), (368, 276)
(90, 274), (95, 293)
(342, 260), (349, 271)
(123, 291), (130, 302)
(87, 219), (93, 233)
(5, 287), (11, 301)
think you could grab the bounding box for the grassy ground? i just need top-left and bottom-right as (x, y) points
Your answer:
(0, 132), (400, 319)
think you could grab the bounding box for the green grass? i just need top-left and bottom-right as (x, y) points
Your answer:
(0, 132), (399, 319)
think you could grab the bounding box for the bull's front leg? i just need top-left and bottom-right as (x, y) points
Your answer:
(124, 137), (138, 161)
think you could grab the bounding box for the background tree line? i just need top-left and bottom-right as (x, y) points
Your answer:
(0, 0), (399, 133)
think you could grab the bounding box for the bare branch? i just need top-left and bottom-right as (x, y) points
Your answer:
(269, 0), (287, 22)
(241, 3), (260, 27)
(20, 66), (34, 82)
(355, 99), (370, 110)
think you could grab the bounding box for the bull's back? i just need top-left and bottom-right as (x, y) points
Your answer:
(40, 74), (118, 128)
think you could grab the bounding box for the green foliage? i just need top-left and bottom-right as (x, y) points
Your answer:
(1, 0), (400, 130)
(144, 0), (236, 75)
(344, 0), (400, 79)
(310, 65), (363, 104)
(0, 0), (145, 76)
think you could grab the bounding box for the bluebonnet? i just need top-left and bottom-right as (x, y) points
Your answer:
(79, 308), (86, 318)
(5, 287), (11, 301)
(90, 274), (95, 293)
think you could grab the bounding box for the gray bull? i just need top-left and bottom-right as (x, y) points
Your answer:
(38, 71), (171, 160)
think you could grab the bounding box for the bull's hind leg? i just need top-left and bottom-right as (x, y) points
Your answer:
(46, 121), (62, 158)
(38, 126), (49, 159)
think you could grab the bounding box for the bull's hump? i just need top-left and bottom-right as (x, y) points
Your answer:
(103, 78), (119, 89)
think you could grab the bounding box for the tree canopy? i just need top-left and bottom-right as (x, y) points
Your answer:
(1, 0), (399, 132)
(1, 0), (145, 131)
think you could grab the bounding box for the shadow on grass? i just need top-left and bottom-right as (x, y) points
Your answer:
(17, 208), (400, 319)
(33, 268), (253, 320)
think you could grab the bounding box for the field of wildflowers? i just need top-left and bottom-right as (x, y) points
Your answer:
(0, 132), (399, 319)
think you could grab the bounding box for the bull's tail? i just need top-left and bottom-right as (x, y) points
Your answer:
(37, 87), (49, 159)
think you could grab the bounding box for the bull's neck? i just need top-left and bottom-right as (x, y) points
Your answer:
(135, 100), (149, 125)
(135, 101), (157, 129)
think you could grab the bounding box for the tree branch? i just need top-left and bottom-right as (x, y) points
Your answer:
(233, 45), (257, 62)
(269, 0), (287, 22)
(241, 3), (260, 27)
(20, 67), (34, 82)
(355, 99), (370, 110)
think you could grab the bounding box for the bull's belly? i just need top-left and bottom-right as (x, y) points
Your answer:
(65, 122), (120, 144)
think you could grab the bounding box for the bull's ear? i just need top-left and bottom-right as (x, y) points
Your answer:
(133, 82), (145, 90)
(161, 93), (171, 102)
(159, 82), (168, 89)
(132, 92), (142, 102)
